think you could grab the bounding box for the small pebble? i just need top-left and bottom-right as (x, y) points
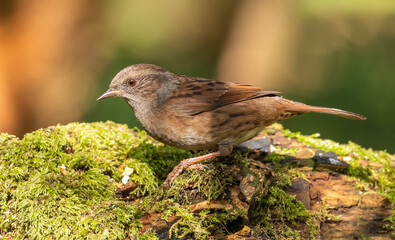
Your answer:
(314, 150), (349, 169)
(122, 175), (130, 185)
(236, 137), (271, 152)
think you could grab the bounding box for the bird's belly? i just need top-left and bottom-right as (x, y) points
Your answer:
(137, 105), (267, 151)
(143, 120), (264, 151)
(146, 125), (217, 150)
(137, 112), (217, 150)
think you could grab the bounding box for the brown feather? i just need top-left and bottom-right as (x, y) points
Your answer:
(217, 84), (279, 106)
(166, 77), (279, 115)
(280, 99), (367, 120)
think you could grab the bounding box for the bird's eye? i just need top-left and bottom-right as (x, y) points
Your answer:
(128, 79), (136, 87)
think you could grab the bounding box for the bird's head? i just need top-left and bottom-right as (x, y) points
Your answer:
(97, 64), (178, 109)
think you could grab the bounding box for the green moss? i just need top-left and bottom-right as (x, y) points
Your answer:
(168, 164), (234, 203)
(0, 122), (167, 239)
(248, 159), (318, 239)
(284, 131), (352, 156)
(1, 122), (393, 239)
(126, 130), (192, 181)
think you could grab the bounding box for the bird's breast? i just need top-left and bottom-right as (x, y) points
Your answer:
(133, 107), (218, 150)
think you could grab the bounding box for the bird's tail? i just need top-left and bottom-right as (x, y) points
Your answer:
(283, 100), (366, 120)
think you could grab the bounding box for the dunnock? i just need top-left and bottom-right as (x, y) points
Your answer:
(97, 64), (366, 187)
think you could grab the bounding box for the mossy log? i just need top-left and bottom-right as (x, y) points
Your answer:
(0, 122), (394, 239)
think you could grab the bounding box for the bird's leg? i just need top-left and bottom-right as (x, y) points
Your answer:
(162, 144), (233, 188)
(219, 143), (233, 156)
(162, 151), (221, 187)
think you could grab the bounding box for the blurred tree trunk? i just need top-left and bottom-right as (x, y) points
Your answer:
(217, 0), (295, 91)
(0, 0), (100, 136)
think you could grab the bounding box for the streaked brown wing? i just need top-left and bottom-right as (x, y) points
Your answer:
(165, 76), (279, 115)
(217, 83), (279, 106)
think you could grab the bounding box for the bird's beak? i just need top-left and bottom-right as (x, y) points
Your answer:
(97, 89), (120, 101)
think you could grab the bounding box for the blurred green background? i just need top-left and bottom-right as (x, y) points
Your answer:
(1, 0), (394, 152)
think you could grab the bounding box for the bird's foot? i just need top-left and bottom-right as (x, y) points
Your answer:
(162, 151), (221, 188)
(187, 163), (210, 170)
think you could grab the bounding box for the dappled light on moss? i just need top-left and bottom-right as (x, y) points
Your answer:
(1, 122), (393, 239)
(0, 122), (158, 239)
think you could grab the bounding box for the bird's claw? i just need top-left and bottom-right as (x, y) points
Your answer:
(187, 163), (209, 170)
(162, 151), (221, 188)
